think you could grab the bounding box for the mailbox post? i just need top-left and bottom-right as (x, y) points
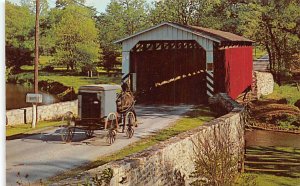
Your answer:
(26, 93), (42, 128)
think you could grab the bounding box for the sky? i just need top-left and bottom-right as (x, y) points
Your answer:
(8, 0), (156, 13)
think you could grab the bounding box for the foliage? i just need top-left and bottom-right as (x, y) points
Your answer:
(92, 168), (114, 186)
(50, 4), (99, 72)
(21, 0), (49, 17)
(239, 0), (300, 84)
(5, 1), (35, 70)
(6, 0), (300, 81)
(6, 72), (34, 84)
(148, 0), (243, 33)
(191, 123), (240, 186)
(96, 0), (149, 72)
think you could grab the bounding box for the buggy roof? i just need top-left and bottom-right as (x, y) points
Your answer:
(79, 84), (121, 91)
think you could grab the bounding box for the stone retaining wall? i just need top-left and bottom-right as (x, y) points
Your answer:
(56, 94), (245, 185)
(253, 71), (274, 99)
(6, 100), (78, 126)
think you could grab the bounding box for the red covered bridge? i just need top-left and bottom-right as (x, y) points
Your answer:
(115, 22), (254, 104)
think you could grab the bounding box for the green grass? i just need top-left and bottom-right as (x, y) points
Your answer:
(6, 120), (62, 137)
(236, 173), (300, 186)
(253, 46), (267, 60)
(39, 74), (121, 92)
(39, 55), (53, 65)
(20, 65), (34, 71)
(7, 70), (121, 93)
(238, 146), (300, 185)
(263, 83), (300, 105)
(47, 106), (216, 183)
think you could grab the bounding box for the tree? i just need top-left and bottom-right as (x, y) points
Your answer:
(148, 0), (243, 33)
(5, 1), (35, 71)
(21, 0), (50, 17)
(238, 0), (300, 84)
(51, 4), (99, 72)
(96, 0), (149, 72)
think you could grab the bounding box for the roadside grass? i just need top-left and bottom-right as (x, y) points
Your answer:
(46, 106), (216, 183)
(6, 120), (62, 137)
(263, 83), (300, 105)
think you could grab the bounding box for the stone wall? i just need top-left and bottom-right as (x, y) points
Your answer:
(6, 100), (78, 126)
(56, 94), (245, 186)
(253, 71), (274, 99)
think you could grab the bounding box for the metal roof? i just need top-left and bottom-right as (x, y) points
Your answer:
(114, 22), (254, 44)
(79, 84), (121, 91)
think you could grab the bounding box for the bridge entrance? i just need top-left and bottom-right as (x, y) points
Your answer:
(130, 40), (207, 104)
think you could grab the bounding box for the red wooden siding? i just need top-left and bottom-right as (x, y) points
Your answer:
(224, 46), (253, 99)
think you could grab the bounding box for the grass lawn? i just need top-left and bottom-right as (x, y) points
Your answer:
(8, 71), (121, 93)
(263, 83), (300, 105)
(236, 173), (300, 186)
(46, 106), (216, 183)
(6, 120), (62, 137)
(253, 46), (267, 60)
(39, 74), (121, 92)
(237, 146), (300, 186)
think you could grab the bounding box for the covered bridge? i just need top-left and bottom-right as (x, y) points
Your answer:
(115, 22), (254, 104)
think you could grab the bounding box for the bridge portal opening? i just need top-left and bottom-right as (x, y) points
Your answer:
(130, 40), (207, 104)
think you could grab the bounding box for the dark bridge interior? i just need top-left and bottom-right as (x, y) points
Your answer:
(130, 40), (207, 104)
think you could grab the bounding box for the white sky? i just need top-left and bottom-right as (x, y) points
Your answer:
(8, 0), (156, 13)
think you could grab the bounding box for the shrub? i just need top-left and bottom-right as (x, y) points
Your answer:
(191, 123), (242, 186)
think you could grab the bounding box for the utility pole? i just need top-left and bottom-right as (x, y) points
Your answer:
(32, 0), (40, 128)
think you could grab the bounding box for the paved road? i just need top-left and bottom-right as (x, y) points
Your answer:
(6, 105), (192, 185)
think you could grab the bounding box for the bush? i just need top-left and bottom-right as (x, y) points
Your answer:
(6, 73), (34, 84)
(191, 123), (242, 186)
(277, 115), (300, 129)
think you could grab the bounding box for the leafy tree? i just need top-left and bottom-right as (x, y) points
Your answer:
(148, 0), (243, 33)
(96, 0), (149, 72)
(239, 0), (300, 84)
(55, 0), (85, 8)
(51, 4), (99, 72)
(5, 1), (35, 71)
(21, 0), (50, 17)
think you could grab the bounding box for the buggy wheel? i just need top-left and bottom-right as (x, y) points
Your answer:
(85, 130), (94, 138)
(60, 112), (76, 142)
(60, 127), (74, 143)
(61, 111), (76, 127)
(106, 130), (116, 145)
(125, 127), (134, 138)
(105, 113), (118, 145)
(125, 111), (135, 138)
(105, 113), (118, 130)
(125, 111), (137, 127)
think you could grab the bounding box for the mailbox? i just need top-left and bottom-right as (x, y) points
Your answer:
(26, 93), (43, 103)
(78, 84), (121, 119)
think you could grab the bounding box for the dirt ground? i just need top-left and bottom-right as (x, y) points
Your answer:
(247, 99), (300, 132)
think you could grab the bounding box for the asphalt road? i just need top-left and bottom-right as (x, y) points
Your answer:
(6, 105), (192, 185)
